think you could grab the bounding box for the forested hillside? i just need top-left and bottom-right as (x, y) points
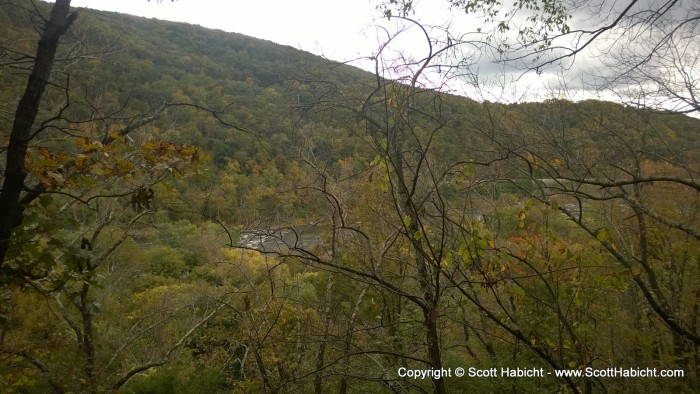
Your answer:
(1, 1), (698, 393)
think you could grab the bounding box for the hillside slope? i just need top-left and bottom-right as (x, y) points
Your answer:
(1, 2), (699, 393)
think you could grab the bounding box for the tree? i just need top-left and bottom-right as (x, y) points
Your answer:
(370, 1), (699, 390)
(378, 0), (700, 114)
(499, 99), (700, 373)
(598, 20), (700, 114)
(0, 0), (76, 273)
(1, 206), (232, 392)
(0, 2), (241, 391)
(246, 19), (592, 392)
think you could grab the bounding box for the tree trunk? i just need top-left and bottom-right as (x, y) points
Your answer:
(314, 272), (334, 393)
(339, 284), (368, 394)
(388, 118), (445, 394)
(79, 283), (97, 393)
(424, 306), (445, 394)
(0, 0), (76, 270)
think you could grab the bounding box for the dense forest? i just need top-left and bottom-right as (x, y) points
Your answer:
(1, 0), (698, 393)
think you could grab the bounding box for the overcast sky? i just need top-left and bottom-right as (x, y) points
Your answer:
(45, 0), (697, 113)
(36, 1), (591, 101)
(34, 1), (614, 103)
(62, 0), (383, 63)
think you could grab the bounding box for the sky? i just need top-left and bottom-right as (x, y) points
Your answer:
(62, 0), (384, 64)
(43, 0), (700, 113)
(48, 0), (591, 102)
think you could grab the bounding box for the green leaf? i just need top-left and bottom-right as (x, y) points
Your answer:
(596, 228), (609, 242)
(631, 265), (642, 276)
(39, 194), (53, 208)
(573, 288), (582, 307)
